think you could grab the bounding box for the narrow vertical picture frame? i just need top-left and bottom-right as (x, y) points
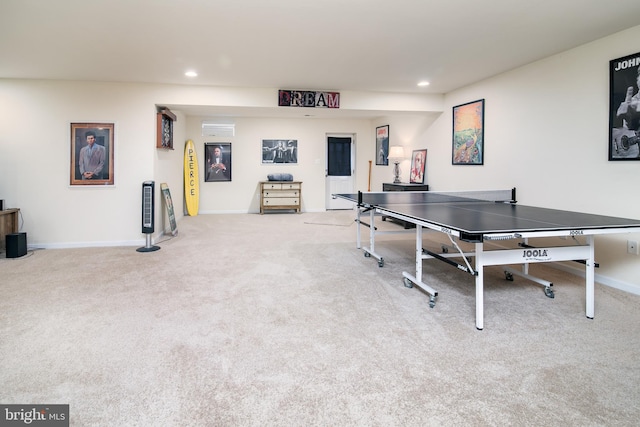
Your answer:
(156, 107), (176, 149)
(609, 51), (640, 160)
(376, 125), (389, 165)
(409, 149), (427, 184)
(70, 122), (115, 186)
(204, 143), (232, 182)
(452, 99), (484, 165)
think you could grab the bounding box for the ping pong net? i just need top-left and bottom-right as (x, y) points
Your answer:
(357, 188), (516, 207)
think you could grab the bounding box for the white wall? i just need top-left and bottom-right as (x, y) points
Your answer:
(0, 81), (158, 247)
(1, 25), (639, 293)
(183, 113), (440, 214)
(155, 110), (187, 234)
(414, 25), (640, 292)
(0, 81), (437, 247)
(186, 116), (370, 213)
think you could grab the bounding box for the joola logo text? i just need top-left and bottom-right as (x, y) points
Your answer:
(523, 249), (548, 258)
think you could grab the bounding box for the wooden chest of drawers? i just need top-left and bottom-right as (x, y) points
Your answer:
(260, 181), (302, 214)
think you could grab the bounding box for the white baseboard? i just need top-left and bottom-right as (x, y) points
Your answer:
(552, 262), (640, 296)
(28, 240), (143, 250)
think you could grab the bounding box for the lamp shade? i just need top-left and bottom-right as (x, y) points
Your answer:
(388, 146), (405, 159)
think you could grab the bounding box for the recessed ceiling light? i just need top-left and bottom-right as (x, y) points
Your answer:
(185, 70), (198, 77)
(417, 81), (430, 87)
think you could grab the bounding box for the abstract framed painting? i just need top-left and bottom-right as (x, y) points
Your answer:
(452, 99), (484, 165)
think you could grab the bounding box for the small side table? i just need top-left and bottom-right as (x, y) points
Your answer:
(0, 208), (20, 252)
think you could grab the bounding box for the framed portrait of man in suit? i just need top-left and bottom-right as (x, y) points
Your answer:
(70, 122), (115, 186)
(204, 143), (232, 182)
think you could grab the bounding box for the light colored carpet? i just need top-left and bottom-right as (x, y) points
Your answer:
(1, 210), (639, 426)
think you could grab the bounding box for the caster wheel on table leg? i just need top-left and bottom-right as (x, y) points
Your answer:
(505, 271), (514, 281)
(403, 277), (413, 288)
(544, 286), (555, 299)
(378, 259), (384, 268)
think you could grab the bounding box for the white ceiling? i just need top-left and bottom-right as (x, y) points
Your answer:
(2, 0), (640, 118)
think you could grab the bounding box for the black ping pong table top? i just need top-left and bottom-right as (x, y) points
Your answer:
(334, 191), (640, 237)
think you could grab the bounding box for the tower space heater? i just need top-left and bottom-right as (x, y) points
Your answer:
(136, 181), (161, 252)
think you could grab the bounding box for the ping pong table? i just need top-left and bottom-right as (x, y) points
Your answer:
(335, 188), (640, 330)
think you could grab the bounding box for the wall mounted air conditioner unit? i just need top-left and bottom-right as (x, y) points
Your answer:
(202, 121), (235, 137)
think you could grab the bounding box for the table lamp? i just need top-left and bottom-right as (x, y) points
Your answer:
(388, 146), (405, 183)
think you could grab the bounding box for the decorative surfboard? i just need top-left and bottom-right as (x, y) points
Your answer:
(183, 139), (200, 216)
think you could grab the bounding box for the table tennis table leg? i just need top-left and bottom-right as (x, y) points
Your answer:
(362, 208), (384, 267)
(402, 224), (437, 308)
(355, 206), (362, 249)
(586, 235), (595, 319)
(475, 241), (484, 330)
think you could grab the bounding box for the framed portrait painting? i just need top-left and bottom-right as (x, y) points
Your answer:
(609, 51), (640, 160)
(452, 99), (484, 165)
(204, 143), (232, 182)
(70, 122), (115, 186)
(262, 139), (298, 164)
(375, 125), (389, 165)
(409, 149), (427, 184)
